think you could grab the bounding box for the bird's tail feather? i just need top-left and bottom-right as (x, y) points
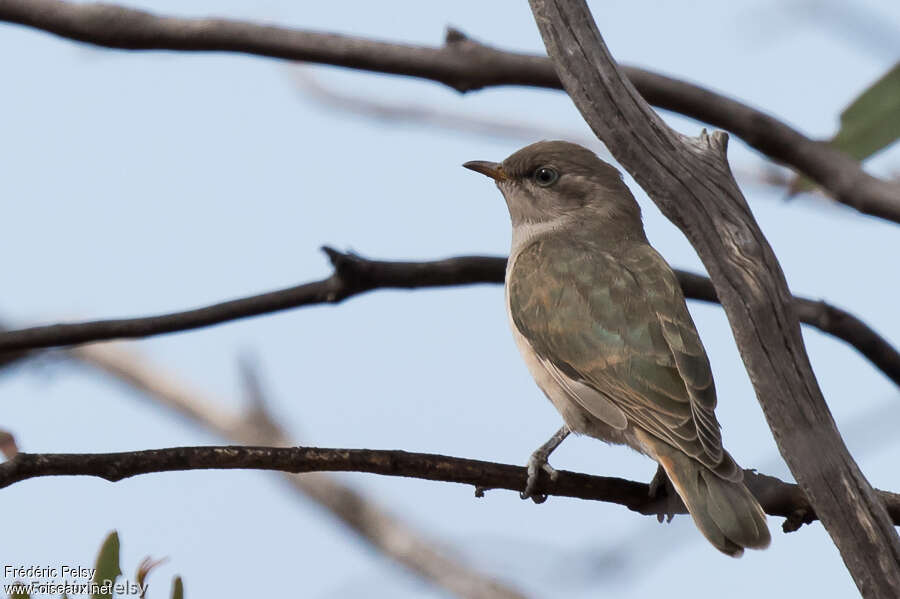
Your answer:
(655, 447), (771, 557)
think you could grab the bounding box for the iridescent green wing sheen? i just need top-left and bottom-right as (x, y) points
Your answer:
(509, 237), (738, 479)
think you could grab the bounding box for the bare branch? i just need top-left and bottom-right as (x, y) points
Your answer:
(0, 337), (31, 371)
(3, 249), (899, 390)
(527, 0), (900, 594)
(69, 344), (527, 599)
(0, 249), (501, 352)
(676, 271), (900, 388)
(1, 0), (897, 221)
(2, 444), (899, 533)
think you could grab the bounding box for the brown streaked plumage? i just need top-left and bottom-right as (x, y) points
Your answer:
(464, 141), (770, 556)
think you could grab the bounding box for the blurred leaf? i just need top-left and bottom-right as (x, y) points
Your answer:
(790, 61), (900, 194)
(171, 576), (184, 599)
(833, 61), (900, 158)
(91, 531), (122, 599)
(7, 580), (29, 599)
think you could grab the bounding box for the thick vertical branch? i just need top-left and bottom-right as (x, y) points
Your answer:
(527, 1), (900, 596)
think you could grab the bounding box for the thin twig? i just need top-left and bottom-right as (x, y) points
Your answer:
(287, 66), (809, 198)
(286, 67), (602, 151)
(0, 0), (897, 221)
(3, 249), (899, 390)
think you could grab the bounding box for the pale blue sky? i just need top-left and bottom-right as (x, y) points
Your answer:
(2, 1), (899, 597)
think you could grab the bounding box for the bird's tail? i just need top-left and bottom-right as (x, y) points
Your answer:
(654, 444), (771, 557)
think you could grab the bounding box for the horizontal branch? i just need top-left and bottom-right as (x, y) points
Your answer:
(2, 248), (898, 389)
(1, 0), (898, 222)
(675, 271), (900, 387)
(1, 444), (898, 533)
(0, 248), (501, 352)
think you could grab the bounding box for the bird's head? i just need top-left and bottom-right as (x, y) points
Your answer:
(464, 140), (642, 231)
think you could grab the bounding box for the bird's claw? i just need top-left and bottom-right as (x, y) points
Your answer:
(648, 464), (679, 523)
(520, 451), (559, 504)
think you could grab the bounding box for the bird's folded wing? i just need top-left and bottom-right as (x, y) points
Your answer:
(539, 354), (628, 430)
(508, 238), (739, 480)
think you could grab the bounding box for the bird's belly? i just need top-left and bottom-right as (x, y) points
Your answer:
(510, 324), (591, 431)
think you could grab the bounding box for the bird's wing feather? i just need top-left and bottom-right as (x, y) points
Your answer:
(509, 237), (738, 479)
(538, 354), (628, 430)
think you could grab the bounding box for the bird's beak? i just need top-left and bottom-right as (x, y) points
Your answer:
(463, 160), (507, 182)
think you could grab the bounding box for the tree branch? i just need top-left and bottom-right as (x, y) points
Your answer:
(2, 444), (899, 533)
(0, 248), (501, 352)
(67, 345), (526, 599)
(2, 248), (899, 390)
(527, 1), (900, 595)
(675, 271), (900, 388)
(1, 0), (897, 222)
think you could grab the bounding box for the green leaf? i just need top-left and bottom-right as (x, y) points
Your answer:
(791, 61), (900, 194)
(171, 576), (184, 599)
(91, 531), (122, 599)
(832, 61), (900, 160)
(7, 580), (29, 599)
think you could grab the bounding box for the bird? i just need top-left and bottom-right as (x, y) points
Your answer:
(463, 140), (770, 557)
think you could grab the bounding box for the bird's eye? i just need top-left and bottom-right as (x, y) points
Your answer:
(533, 166), (559, 187)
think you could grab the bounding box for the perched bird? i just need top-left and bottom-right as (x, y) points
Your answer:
(464, 141), (770, 557)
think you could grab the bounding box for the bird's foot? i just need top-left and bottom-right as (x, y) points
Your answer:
(519, 426), (569, 504)
(520, 449), (560, 504)
(648, 464), (680, 523)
